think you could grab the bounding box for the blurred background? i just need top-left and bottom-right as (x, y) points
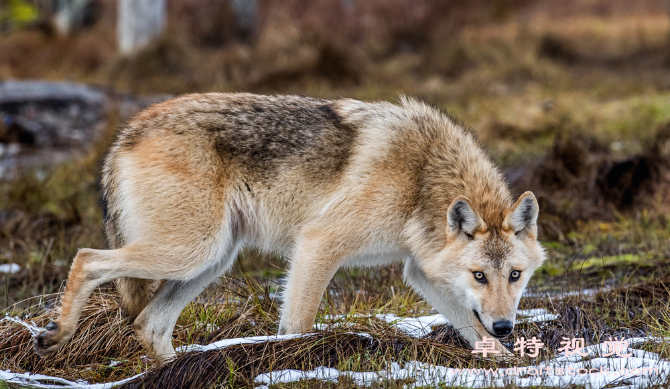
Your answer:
(0, 0), (669, 306)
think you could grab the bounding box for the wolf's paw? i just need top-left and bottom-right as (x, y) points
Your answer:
(33, 322), (63, 357)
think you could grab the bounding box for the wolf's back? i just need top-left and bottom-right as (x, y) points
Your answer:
(99, 93), (367, 248)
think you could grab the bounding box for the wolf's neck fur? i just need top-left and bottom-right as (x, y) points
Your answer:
(424, 130), (513, 228)
(395, 98), (512, 249)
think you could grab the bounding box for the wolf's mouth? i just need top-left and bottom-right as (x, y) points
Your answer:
(472, 309), (505, 339)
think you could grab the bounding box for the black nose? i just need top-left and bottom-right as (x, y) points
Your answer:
(492, 320), (513, 337)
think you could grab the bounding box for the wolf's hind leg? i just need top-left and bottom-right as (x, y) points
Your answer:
(116, 278), (163, 319)
(133, 248), (239, 363)
(33, 243), (215, 358)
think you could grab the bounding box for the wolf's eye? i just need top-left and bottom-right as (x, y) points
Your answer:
(473, 271), (487, 283)
(510, 270), (521, 282)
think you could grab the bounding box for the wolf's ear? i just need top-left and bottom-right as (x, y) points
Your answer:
(447, 196), (485, 239)
(503, 191), (539, 238)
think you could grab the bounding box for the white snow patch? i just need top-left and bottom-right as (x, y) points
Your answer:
(194, 321), (221, 332)
(314, 321), (351, 330)
(0, 263), (20, 274)
(175, 333), (314, 353)
(524, 287), (608, 299)
(315, 313), (449, 337)
(375, 313), (448, 337)
(518, 308), (559, 323)
(0, 370), (144, 389)
(1, 315), (44, 336)
(313, 314), (362, 330)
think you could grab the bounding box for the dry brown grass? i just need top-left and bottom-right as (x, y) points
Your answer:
(0, 280), (483, 386)
(1, 1), (670, 387)
(2, 0), (669, 96)
(0, 289), (147, 382)
(0, 264), (667, 387)
(509, 127), (670, 239)
(121, 332), (478, 389)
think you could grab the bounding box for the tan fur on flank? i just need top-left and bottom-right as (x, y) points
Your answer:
(33, 93), (546, 362)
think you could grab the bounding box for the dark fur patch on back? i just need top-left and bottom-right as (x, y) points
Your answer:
(206, 98), (357, 183)
(483, 229), (511, 270)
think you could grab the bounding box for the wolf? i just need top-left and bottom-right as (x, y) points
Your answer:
(33, 93), (546, 362)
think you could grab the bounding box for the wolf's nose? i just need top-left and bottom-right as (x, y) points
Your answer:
(492, 320), (513, 337)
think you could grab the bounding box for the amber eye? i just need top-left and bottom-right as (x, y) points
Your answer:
(510, 270), (521, 282)
(473, 271), (487, 283)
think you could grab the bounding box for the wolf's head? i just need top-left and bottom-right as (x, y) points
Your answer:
(415, 191), (545, 341)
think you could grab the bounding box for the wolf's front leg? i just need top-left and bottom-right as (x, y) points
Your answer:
(278, 234), (346, 335)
